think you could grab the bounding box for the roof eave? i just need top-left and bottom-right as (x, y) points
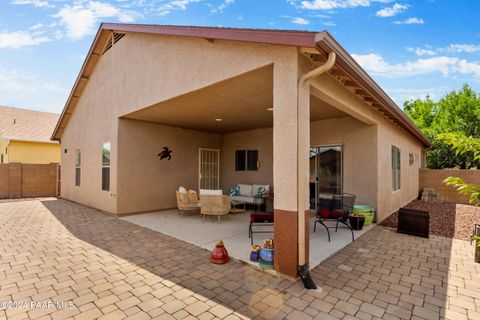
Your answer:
(51, 24), (321, 141)
(314, 32), (432, 148)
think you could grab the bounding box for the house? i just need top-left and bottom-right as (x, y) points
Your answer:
(52, 23), (431, 277)
(0, 105), (60, 164)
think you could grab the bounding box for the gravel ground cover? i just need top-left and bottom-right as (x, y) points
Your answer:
(380, 200), (480, 240)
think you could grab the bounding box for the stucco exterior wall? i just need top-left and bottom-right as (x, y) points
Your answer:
(310, 117), (378, 208)
(377, 119), (423, 220)
(60, 31), (299, 214)
(117, 119), (222, 214)
(309, 73), (423, 221)
(221, 128), (273, 193)
(8, 140), (60, 164)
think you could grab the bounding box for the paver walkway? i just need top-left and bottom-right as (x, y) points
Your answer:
(0, 199), (479, 320)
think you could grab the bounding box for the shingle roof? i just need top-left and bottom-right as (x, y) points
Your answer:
(0, 105), (59, 143)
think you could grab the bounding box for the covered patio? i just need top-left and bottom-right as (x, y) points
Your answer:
(115, 47), (379, 277)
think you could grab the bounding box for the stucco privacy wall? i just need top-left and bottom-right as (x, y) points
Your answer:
(60, 32), (300, 213)
(117, 119), (222, 214)
(8, 141), (60, 164)
(221, 128), (273, 193)
(0, 163), (58, 199)
(308, 73), (423, 221)
(420, 169), (480, 204)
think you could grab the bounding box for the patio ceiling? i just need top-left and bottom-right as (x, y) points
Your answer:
(122, 65), (349, 133)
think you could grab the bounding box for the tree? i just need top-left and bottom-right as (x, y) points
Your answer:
(438, 132), (480, 206)
(403, 84), (480, 169)
(439, 132), (480, 251)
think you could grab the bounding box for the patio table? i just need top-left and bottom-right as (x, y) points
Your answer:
(230, 199), (246, 214)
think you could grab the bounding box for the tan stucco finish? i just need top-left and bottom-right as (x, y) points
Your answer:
(221, 128), (273, 192)
(60, 31), (424, 221)
(117, 119), (222, 214)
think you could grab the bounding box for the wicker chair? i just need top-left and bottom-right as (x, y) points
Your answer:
(200, 195), (231, 223)
(176, 190), (199, 216)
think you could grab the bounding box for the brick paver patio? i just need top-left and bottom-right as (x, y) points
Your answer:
(0, 199), (479, 320)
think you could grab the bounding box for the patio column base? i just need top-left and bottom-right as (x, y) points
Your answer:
(274, 210), (310, 278)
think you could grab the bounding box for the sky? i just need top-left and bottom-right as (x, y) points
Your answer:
(1, 0), (480, 114)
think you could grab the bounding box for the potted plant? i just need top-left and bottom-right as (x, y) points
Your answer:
(348, 214), (365, 230)
(472, 236), (480, 263)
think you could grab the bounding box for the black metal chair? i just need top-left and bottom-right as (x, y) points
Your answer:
(314, 193), (356, 242)
(248, 195), (274, 245)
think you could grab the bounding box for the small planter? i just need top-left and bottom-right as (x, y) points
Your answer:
(250, 245), (261, 262)
(259, 248), (274, 269)
(348, 215), (365, 231)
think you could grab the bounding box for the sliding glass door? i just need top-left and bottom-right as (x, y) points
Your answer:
(309, 145), (343, 211)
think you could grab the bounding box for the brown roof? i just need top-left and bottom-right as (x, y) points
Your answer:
(0, 105), (59, 143)
(52, 23), (431, 147)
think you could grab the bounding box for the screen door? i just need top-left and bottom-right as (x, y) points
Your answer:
(199, 148), (220, 190)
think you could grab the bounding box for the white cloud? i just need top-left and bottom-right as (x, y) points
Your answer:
(54, 1), (140, 39)
(442, 44), (480, 54)
(406, 47), (436, 56)
(154, 0), (202, 15)
(11, 0), (54, 8)
(394, 17), (424, 24)
(291, 17), (310, 25)
(352, 52), (480, 77)
(323, 21), (336, 26)
(0, 64), (63, 94)
(0, 30), (50, 49)
(211, 0), (234, 13)
(376, 3), (408, 17)
(300, 0), (390, 10)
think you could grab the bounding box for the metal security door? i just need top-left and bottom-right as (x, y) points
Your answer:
(199, 148), (220, 190)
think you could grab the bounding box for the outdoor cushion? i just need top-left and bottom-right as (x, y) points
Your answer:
(250, 212), (274, 223)
(231, 195), (264, 204)
(229, 185), (240, 196)
(238, 184), (253, 197)
(199, 189), (223, 196)
(252, 184), (270, 197)
(319, 209), (344, 219)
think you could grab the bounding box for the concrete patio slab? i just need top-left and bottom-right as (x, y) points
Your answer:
(121, 209), (374, 269)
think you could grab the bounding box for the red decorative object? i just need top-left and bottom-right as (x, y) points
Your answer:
(210, 240), (230, 264)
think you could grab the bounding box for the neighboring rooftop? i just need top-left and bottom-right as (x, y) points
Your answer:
(0, 105), (59, 143)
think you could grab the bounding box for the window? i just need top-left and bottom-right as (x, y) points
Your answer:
(235, 150), (258, 171)
(392, 146), (401, 191)
(102, 142), (111, 191)
(75, 149), (81, 186)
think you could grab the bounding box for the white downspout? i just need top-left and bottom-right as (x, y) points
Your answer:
(297, 51), (336, 269)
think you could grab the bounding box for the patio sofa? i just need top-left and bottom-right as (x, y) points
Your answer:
(230, 184), (271, 206)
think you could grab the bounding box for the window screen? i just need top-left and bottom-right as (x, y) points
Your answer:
(75, 149), (81, 187)
(102, 142), (111, 191)
(235, 150), (258, 171)
(392, 146), (401, 191)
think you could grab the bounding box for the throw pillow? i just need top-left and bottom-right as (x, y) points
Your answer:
(179, 186), (187, 193)
(229, 185), (240, 196)
(256, 186), (266, 197)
